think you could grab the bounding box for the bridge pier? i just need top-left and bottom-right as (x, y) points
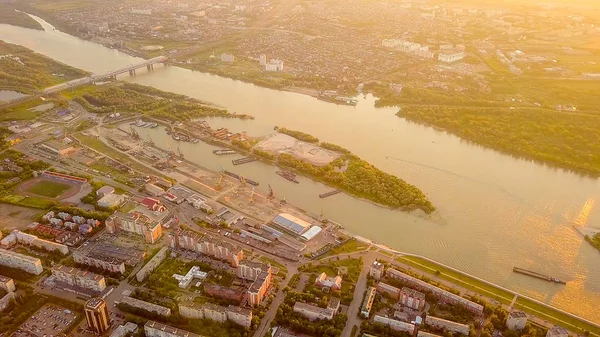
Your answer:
(146, 64), (154, 71)
(129, 69), (136, 76)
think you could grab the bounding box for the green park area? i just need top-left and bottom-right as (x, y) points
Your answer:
(0, 194), (57, 209)
(395, 255), (600, 337)
(318, 239), (369, 259)
(24, 180), (71, 198)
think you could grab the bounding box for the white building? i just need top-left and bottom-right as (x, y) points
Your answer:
(172, 266), (207, 288)
(0, 275), (15, 292)
(370, 260), (385, 280)
(265, 59), (284, 72)
(506, 311), (527, 331)
(438, 52), (466, 63)
(1, 230), (69, 255)
(293, 302), (335, 321)
(52, 265), (106, 292)
(179, 302), (252, 328)
(97, 193), (127, 208)
(374, 315), (415, 333)
(0, 248), (43, 275)
(109, 322), (138, 337)
(425, 316), (470, 335)
(259, 54), (267, 66)
(145, 321), (202, 337)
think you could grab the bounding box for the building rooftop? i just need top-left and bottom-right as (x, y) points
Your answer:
(294, 302), (335, 316)
(401, 286), (426, 299)
(0, 275), (13, 283)
(97, 185), (115, 195)
(509, 311), (527, 319)
(54, 265), (104, 281)
(547, 325), (569, 336)
(0, 248), (41, 263)
(144, 321), (205, 337)
(272, 213), (311, 235)
(85, 297), (105, 310)
(300, 226), (321, 241)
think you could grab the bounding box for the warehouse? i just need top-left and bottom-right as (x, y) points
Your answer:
(271, 213), (311, 235)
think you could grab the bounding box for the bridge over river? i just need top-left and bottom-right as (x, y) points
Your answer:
(42, 56), (168, 95)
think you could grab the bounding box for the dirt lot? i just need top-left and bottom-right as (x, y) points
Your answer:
(0, 204), (42, 231)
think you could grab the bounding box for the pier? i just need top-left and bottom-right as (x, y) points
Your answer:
(232, 157), (257, 165)
(319, 189), (341, 198)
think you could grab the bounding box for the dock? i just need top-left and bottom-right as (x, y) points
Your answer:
(232, 157), (257, 165)
(224, 170), (259, 186)
(213, 149), (237, 155)
(513, 267), (566, 284)
(319, 189), (341, 198)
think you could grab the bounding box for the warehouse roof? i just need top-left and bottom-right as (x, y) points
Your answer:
(272, 213), (311, 235)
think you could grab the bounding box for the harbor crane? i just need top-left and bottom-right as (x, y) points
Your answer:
(268, 184), (274, 199)
(129, 126), (140, 140)
(249, 186), (255, 203)
(215, 164), (225, 190)
(178, 146), (184, 159)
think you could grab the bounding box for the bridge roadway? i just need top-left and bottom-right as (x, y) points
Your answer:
(42, 55), (168, 94)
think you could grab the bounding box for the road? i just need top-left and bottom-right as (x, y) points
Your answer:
(253, 264), (298, 337)
(341, 254), (376, 337)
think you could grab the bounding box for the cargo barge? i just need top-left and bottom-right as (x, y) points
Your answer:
(224, 170), (259, 186)
(213, 149), (237, 155)
(232, 157), (257, 165)
(276, 170), (299, 184)
(319, 189), (341, 198)
(513, 267), (566, 284)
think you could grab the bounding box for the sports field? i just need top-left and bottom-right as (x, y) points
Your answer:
(24, 180), (72, 198)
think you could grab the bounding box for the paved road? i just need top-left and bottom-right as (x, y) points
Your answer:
(341, 254), (376, 337)
(253, 265), (298, 337)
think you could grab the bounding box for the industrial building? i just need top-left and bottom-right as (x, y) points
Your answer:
(293, 302), (336, 321)
(38, 139), (77, 156)
(370, 260), (385, 280)
(387, 268), (483, 314)
(85, 298), (110, 334)
(52, 265), (106, 292)
(377, 282), (401, 299)
(506, 311), (528, 331)
(0, 248), (43, 275)
(144, 320), (203, 337)
(361, 287), (376, 318)
(425, 316), (470, 335)
(400, 287), (426, 310)
(300, 226), (322, 241)
(0, 275), (15, 292)
(120, 296), (172, 316)
(271, 213), (312, 236)
(374, 315), (416, 333)
(1, 230), (69, 255)
(136, 246), (168, 282)
(179, 302), (253, 328)
(73, 250), (126, 274)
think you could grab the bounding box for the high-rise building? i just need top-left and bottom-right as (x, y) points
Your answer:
(85, 298), (110, 334)
(370, 260), (385, 280)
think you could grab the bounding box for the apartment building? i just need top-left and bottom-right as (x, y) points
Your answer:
(547, 325), (569, 337)
(105, 210), (164, 244)
(0, 292), (16, 312)
(293, 302), (335, 321)
(203, 283), (244, 304)
(73, 250), (126, 274)
(377, 282), (401, 299)
(400, 287), (426, 310)
(85, 298), (110, 334)
(179, 302), (252, 328)
(169, 230), (201, 251)
(370, 260), (385, 280)
(120, 296), (172, 317)
(425, 316), (470, 335)
(0, 248), (43, 275)
(238, 261), (272, 306)
(0, 275), (15, 292)
(144, 321), (203, 337)
(506, 311), (527, 331)
(374, 315), (416, 333)
(387, 268), (483, 315)
(198, 236), (244, 267)
(361, 287), (376, 318)
(136, 246), (168, 282)
(1, 230), (69, 255)
(52, 265), (106, 292)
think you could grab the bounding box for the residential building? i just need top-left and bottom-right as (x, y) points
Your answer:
(145, 183), (166, 197)
(506, 311), (527, 331)
(259, 54), (267, 66)
(400, 287), (426, 310)
(293, 302), (335, 321)
(120, 296), (171, 316)
(169, 230), (201, 251)
(52, 265), (106, 292)
(370, 260), (385, 280)
(0, 248), (43, 275)
(0, 275), (15, 292)
(136, 247), (168, 282)
(374, 315), (416, 333)
(418, 332), (443, 337)
(198, 235), (244, 267)
(109, 322), (139, 337)
(105, 206), (167, 244)
(247, 265), (272, 306)
(85, 298), (110, 334)
(1, 230), (69, 255)
(361, 287), (376, 318)
(315, 272), (342, 290)
(173, 266), (207, 288)
(377, 282), (401, 299)
(238, 261), (269, 280)
(425, 316), (470, 335)
(0, 292), (16, 312)
(204, 283), (244, 303)
(73, 250), (126, 274)
(179, 302), (252, 328)
(97, 193), (127, 208)
(144, 321), (203, 337)
(387, 268), (483, 315)
(547, 326), (569, 337)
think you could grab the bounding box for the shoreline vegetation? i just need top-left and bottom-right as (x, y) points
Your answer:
(0, 7), (43, 30)
(585, 234), (600, 252)
(253, 126), (435, 214)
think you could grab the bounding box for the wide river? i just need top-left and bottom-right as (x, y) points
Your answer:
(2, 16), (600, 322)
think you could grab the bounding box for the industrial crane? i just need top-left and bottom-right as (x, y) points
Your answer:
(215, 164), (225, 190)
(268, 184), (274, 199)
(249, 186), (255, 204)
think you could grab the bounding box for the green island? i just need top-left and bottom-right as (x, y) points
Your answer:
(0, 41), (88, 93)
(249, 128), (435, 213)
(585, 234), (600, 252)
(395, 105), (600, 176)
(0, 6), (43, 30)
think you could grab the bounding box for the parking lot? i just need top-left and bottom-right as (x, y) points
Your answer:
(14, 304), (78, 337)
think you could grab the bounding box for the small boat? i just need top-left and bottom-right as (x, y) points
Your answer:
(276, 170), (299, 184)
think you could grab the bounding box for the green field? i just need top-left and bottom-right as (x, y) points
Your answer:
(25, 180), (71, 198)
(0, 194), (57, 209)
(318, 239), (369, 259)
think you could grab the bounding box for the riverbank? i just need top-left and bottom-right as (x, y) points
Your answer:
(0, 7), (43, 31)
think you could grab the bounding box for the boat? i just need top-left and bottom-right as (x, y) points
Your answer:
(513, 267), (566, 284)
(319, 189), (341, 198)
(232, 157), (257, 165)
(213, 149), (237, 155)
(149, 123), (158, 128)
(276, 170), (299, 184)
(224, 170), (259, 186)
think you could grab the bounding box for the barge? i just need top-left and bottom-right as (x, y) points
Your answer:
(213, 149), (237, 155)
(232, 157), (257, 165)
(513, 267), (566, 284)
(319, 189), (341, 198)
(224, 170), (259, 186)
(276, 170), (299, 184)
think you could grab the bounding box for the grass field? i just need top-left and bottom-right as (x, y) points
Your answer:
(25, 180), (71, 198)
(395, 256), (600, 337)
(318, 239), (369, 259)
(0, 194), (57, 209)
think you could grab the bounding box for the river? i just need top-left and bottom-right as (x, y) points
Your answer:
(1, 16), (600, 322)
